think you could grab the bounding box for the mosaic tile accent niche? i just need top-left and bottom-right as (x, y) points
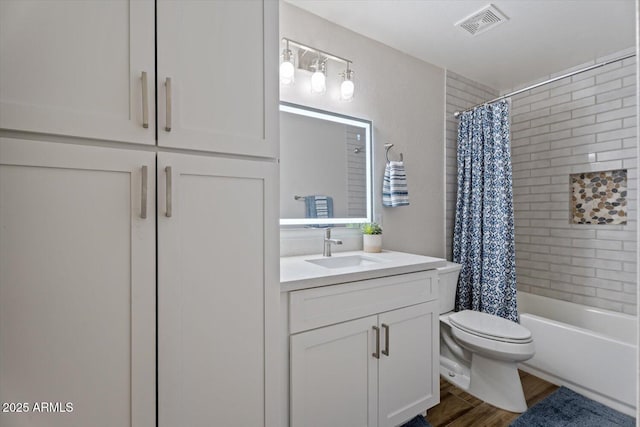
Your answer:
(570, 170), (627, 225)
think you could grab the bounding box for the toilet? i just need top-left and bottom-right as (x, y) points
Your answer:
(437, 262), (535, 413)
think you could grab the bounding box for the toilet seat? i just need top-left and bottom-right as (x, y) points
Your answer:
(449, 310), (532, 344)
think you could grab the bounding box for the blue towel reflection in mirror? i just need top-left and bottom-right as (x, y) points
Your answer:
(303, 195), (334, 218)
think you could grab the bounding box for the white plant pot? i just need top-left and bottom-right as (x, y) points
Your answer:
(363, 234), (382, 253)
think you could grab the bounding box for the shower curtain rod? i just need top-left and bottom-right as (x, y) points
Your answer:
(453, 53), (636, 117)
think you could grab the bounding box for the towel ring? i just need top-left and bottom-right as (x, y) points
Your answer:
(384, 143), (403, 162)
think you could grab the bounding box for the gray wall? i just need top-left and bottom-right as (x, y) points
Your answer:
(280, 2), (446, 257)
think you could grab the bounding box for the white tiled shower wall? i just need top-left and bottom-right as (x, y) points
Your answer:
(445, 49), (638, 314)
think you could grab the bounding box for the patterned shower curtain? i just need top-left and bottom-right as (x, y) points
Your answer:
(453, 99), (518, 322)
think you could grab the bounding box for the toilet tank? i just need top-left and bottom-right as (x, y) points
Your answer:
(437, 262), (462, 314)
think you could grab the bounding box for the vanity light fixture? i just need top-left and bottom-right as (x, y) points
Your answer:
(340, 63), (355, 101)
(280, 40), (295, 85)
(281, 37), (355, 100)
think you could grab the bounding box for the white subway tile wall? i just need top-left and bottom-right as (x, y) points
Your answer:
(445, 50), (637, 315)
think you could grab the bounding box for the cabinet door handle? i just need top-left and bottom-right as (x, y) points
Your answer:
(382, 323), (390, 356)
(372, 326), (380, 359)
(165, 166), (172, 217)
(140, 165), (148, 219)
(165, 77), (172, 132)
(141, 71), (149, 129)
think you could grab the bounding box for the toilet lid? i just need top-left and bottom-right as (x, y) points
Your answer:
(449, 310), (532, 343)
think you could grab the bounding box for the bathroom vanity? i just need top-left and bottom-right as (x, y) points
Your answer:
(280, 251), (446, 427)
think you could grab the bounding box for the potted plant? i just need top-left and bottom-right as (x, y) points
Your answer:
(361, 222), (382, 253)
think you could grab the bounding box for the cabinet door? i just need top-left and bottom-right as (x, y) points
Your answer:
(290, 316), (378, 427)
(0, 138), (156, 427)
(157, 152), (279, 427)
(157, 0), (278, 158)
(378, 302), (440, 427)
(0, 1), (155, 144)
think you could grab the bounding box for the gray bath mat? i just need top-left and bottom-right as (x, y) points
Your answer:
(510, 386), (635, 426)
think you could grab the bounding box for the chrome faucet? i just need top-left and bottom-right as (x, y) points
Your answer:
(323, 228), (343, 257)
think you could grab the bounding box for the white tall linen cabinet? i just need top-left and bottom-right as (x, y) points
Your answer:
(0, 1), (279, 426)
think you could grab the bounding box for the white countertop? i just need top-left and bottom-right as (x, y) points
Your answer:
(280, 250), (447, 292)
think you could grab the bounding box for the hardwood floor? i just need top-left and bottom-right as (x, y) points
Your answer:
(426, 370), (558, 427)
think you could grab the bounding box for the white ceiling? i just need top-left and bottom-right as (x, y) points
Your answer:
(284, 0), (636, 92)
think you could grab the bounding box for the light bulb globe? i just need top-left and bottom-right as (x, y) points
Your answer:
(340, 79), (355, 101)
(310, 71), (326, 94)
(280, 60), (295, 85)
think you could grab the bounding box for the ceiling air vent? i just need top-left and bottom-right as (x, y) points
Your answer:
(455, 4), (508, 36)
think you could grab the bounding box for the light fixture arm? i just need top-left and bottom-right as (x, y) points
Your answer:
(282, 37), (352, 66)
(340, 62), (354, 79)
(283, 39), (292, 62)
(312, 51), (327, 72)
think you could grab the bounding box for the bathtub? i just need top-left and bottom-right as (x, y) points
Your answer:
(517, 292), (637, 417)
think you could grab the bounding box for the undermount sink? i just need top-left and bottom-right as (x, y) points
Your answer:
(306, 254), (382, 269)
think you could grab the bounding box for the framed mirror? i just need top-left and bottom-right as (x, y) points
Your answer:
(280, 102), (373, 226)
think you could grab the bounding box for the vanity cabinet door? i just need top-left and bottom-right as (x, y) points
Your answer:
(157, 152), (279, 427)
(0, 138), (156, 427)
(290, 316), (378, 427)
(378, 302), (440, 427)
(287, 273), (440, 427)
(0, 0), (155, 144)
(157, 0), (278, 158)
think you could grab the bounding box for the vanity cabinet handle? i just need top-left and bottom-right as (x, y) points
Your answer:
(141, 71), (149, 129)
(382, 323), (390, 356)
(165, 166), (172, 217)
(372, 326), (380, 359)
(141, 165), (148, 219)
(165, 77), (172, 132)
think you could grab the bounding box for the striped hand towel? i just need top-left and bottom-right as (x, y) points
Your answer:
(383, 161), (409, 207)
